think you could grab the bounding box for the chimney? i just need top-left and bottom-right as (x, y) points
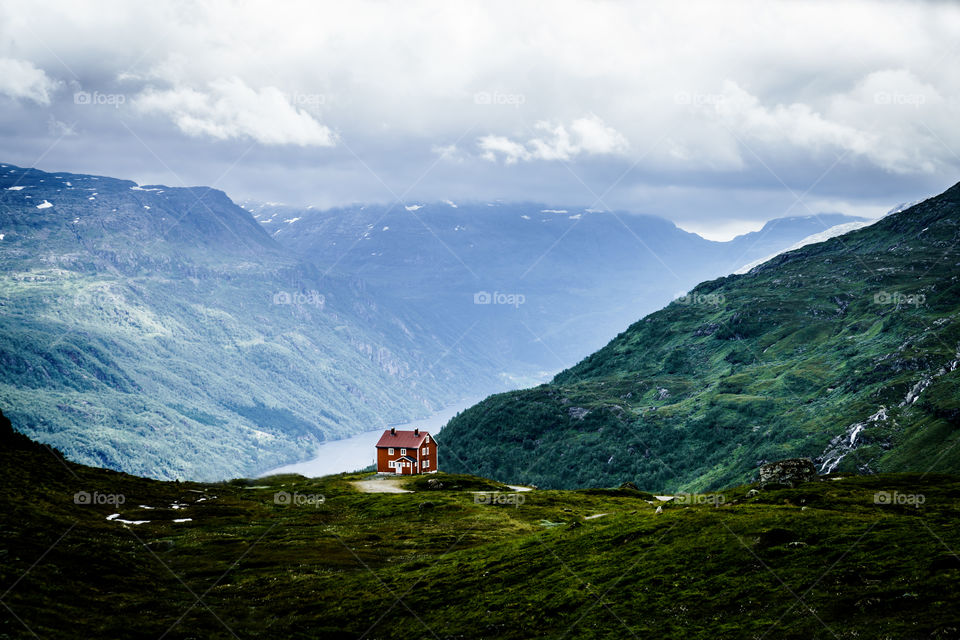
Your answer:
(390, 427), (396, 436)
(414, 428), (419, 436)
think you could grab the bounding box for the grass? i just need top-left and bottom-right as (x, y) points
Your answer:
(3, 418), (960, 639)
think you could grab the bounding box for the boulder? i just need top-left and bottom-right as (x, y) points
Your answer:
(758, 458), (818, 488)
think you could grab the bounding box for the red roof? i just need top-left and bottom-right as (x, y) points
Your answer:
(375, 429), (433, 448)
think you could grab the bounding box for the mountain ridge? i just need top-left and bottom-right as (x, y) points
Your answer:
(0, 163), (508, 480)
(438, 180), (960, 490)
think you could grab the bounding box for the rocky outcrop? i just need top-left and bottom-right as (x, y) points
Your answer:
(758, 458), (818, 487)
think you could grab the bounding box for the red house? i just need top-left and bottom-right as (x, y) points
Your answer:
(375, 427), (438, 475)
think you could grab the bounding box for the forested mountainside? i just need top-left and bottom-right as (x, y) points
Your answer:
(439, 181), (960, 490)
(0, 163), (504, 480)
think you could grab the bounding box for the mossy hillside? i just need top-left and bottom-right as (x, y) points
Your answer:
(3, 420), (960, 639)
(439, 182), (960, 490)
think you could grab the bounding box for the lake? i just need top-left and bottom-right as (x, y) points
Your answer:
(259, 399), (480, 478)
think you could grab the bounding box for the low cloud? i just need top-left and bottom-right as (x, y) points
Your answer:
(134, 77), (336, 147)
(711, 80), (939, 175)
(0, 58), (59, 105)
(479, 115), (628, 164)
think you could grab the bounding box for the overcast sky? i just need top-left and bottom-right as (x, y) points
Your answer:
(1, 0), (958, 238)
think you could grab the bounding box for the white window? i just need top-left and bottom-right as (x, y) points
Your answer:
(423, 459), (429, 468)
(387, 460), (394, 468)
(422, 447), (428, 455)
(401, 448), (406, 455)
(424, 436), (430, 443)
(388, 448), (394, 455)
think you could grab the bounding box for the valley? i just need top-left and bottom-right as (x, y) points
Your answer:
(0, 163), (859, 482)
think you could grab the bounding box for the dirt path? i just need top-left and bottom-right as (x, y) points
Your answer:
(350, 476), (412, 493)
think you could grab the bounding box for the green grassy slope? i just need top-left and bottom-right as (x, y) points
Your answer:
(439, 182), (960, 490)
(2, 412), (960, 639)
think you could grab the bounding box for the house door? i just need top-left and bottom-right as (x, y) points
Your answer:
(395, 462), (402, 475)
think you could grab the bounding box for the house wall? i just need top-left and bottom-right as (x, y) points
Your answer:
(416, 440), (438, 472)
(376, 437), (439, 473)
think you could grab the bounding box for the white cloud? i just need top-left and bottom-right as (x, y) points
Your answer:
(570, 116), (630, 155)
(477, 135), (531, 164)
(479, 115), (628, 164)
(134, 77), (335, 147)
(0, 0), (959, 220)
(710, 77), (950, 175)
(47, 115), (77, 137)
(0, 58), (58, 104)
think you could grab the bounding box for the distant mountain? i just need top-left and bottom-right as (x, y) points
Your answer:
(0, 161), (871, 482)
(438, 183), (960, 490)
(250, 200), (866, 370)
(0, 163), (505, 480)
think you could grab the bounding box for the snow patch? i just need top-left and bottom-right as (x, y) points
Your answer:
(36, 200), (53, 209)
(405, 204), (423, 211)
(6, 185), (25, 191)
(541, 209), (568, 214)
(443, 199), (457, 208)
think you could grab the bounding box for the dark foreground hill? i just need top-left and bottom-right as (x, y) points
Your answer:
(2, 411), (960, 639)
(439, 181), (960, 490)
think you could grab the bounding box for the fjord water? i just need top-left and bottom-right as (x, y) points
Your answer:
(260, 399), (481, 477)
